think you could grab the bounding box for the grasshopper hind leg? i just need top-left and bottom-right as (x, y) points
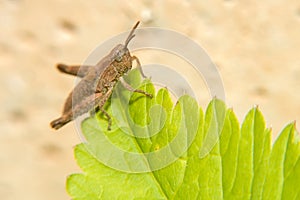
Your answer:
(50, 115), (72, 130)
(57, 64), (93, 78)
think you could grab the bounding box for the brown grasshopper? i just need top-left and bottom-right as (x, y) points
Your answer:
(50, 21), (152, 131)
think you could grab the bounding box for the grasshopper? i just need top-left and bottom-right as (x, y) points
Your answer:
(50, 21), (152, 131)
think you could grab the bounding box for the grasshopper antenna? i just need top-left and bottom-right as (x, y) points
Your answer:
(124, 21), (140, 48)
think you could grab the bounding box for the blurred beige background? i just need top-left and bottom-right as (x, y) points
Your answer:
(0, 0), (299, 199)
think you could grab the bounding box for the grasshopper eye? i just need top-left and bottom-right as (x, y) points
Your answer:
(115, 51), (123, 62)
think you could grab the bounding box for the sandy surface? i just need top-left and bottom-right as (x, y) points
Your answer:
(0, 0), (299, 199)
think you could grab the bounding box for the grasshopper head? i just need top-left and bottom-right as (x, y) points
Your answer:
(112, 21), (140, 63)
(112, 44), (130, 63)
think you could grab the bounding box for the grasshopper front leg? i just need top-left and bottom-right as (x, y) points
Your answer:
(120, 78), (153, 98)
(131, 56), (147, 78)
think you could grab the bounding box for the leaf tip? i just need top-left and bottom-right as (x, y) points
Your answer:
(269, 126), (273, 132)
(253, 104), (259, 109)
(292, 120), (299, 134)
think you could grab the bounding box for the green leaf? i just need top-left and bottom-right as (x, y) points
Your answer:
(66, 173), (103, 200)
(66, 71), (300, 199)
(262, 122), (300, 200)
